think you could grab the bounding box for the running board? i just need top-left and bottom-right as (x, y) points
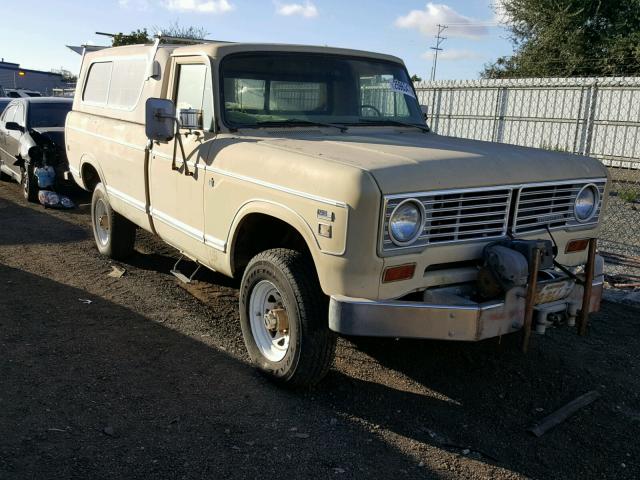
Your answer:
(170, 255), (201, 284)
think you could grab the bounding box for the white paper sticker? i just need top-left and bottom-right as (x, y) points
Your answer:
(389, 79), (416, 99)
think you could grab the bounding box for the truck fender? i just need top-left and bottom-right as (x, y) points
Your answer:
(227, 199), (322, 274)
(78, 154), (107, 191)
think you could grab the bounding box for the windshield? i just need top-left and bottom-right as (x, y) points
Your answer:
(220, 53), (425, 129)
(28, 102), (72, 128)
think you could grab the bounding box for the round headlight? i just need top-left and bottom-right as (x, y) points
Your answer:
(389, 199), (424, 245)
(574, 184), (599, 222)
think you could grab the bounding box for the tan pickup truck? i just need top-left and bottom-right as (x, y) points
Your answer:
(65, 38), (608, 386)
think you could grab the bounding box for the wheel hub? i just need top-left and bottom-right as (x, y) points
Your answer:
(249, 280), (290, 362)
(98, 215), (109, 230)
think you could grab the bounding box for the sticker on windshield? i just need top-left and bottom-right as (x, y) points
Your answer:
(389, 79), (416, 99)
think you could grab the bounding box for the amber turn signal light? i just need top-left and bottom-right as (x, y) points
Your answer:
(383, 263), (416, 283)
(565, 238), (590, 254)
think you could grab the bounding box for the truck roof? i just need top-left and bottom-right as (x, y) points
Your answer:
(84, 42), (405, 66)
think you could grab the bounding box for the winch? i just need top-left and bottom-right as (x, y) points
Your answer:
(478, 239), (555, 299)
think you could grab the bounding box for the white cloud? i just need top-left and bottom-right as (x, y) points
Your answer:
(421, 48), (484, 62)
(395, 3), (490, 39)
(275, 1), (318, 18)
(492, 0), (510, 24)
(164, 0), (233, 13)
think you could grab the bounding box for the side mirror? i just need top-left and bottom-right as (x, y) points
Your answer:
(145, 97), (176, 142)
(5, 121), (24, 133)
(420, 105), (429, 121)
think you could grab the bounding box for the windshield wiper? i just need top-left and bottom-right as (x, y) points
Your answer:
(255, 119), (348, 132)
(357, 118), (430, 133)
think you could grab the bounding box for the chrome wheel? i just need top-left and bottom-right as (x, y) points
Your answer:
(249, 280), (290, 362)
(94, 198), (110, 246)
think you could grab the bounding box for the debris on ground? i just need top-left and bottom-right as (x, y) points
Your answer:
(528, 390), (601, 437)
(38, 190), (75, 209)
(108, 266), (127, 278)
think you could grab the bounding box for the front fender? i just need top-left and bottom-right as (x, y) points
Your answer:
(228, 199), (323, 275)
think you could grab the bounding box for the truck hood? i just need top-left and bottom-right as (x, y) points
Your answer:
(257, 130), (607, 194)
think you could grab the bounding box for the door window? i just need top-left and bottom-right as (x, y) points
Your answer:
(13, 104), (25, 126)
(175, 63), (214, 131)
(1, 105), (17, 124)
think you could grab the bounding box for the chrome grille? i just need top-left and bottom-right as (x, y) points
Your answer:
(381, 178), (607, 253)
(513, 181), (606, 234)
(382, 188), (512, 250)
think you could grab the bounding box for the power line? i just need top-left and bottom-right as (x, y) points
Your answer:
(430, 24), (448, 82)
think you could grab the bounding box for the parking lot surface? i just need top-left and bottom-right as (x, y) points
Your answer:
(1, 179), (639, 479)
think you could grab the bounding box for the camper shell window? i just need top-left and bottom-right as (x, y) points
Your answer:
(82, 58), (147, 110)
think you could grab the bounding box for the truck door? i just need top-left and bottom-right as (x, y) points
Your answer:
(5, 102), (25, 177)
(148, 56), (215, 264)
(0, 103), (18, 168)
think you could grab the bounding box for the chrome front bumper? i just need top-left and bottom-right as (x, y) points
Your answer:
(329, 260), (604, 341)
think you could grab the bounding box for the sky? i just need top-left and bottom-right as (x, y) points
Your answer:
(0, 0), (513, 81)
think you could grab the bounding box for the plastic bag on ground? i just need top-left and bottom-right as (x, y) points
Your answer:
(38, 190), (75, 209)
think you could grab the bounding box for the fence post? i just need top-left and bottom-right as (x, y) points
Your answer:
(582, 81), (599, 156)
(492, 86), (508, 143)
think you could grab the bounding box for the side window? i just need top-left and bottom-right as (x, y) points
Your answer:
(108, 58), (147, 109)
(83, 62), (113, 105)
(175, 63), (214, 131)
(14, 104), (25, 126)
(1, 105), (16, 124)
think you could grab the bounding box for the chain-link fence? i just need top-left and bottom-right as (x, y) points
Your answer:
(415, 77), (640, 283)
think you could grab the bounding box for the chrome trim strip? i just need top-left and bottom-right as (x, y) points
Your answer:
(150, 207), (203, 242)
(204, 165), (348, 208)
(106, 185), (146, 213)
(384, 178), (608, 201)
(67, 125), (147, 152)
(204, 234), (227, 251)
(149, 207), (227, 252)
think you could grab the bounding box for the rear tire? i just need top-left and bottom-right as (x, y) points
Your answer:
(239, 248), (336, 388)
(91, 183), (136, 260)
(21, 164), (38, 203)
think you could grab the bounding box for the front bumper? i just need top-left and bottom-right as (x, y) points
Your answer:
(329, 257), (604, 341)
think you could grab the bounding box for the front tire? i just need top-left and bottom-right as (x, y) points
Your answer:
(21, 164), (38, 203)
(239, 248), (336, 388)
(91, 183), (136, 260)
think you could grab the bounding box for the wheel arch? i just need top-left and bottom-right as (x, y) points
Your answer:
(228, 200), (322, 279)
(79, 155), (105, 192)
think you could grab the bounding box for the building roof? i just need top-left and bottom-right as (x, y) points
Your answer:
(0, 61), (63, 78)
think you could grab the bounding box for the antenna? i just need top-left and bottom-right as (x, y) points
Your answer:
(429, 24), (448, 82)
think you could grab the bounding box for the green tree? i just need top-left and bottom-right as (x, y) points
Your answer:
(483, 0), (640, 78)
(411, 74), (423, 83)
(51, 68), (77, 83)
(152, 21), (208, 41)
(111, 23), (208, 47)
(112, 29), (151, 47)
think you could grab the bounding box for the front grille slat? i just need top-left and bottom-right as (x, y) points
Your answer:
(382, 179), (607, 252)
(513, 181), (606, 235)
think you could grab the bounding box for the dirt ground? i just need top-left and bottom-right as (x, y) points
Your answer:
(1, 178), (639, 480)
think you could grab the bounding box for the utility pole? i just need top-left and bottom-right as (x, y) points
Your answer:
(429, 24), (448, 81)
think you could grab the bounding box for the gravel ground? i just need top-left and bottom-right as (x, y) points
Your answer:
(1, 178), (639, 480)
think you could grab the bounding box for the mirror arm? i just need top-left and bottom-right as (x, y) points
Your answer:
(156, 112), (194, 177)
